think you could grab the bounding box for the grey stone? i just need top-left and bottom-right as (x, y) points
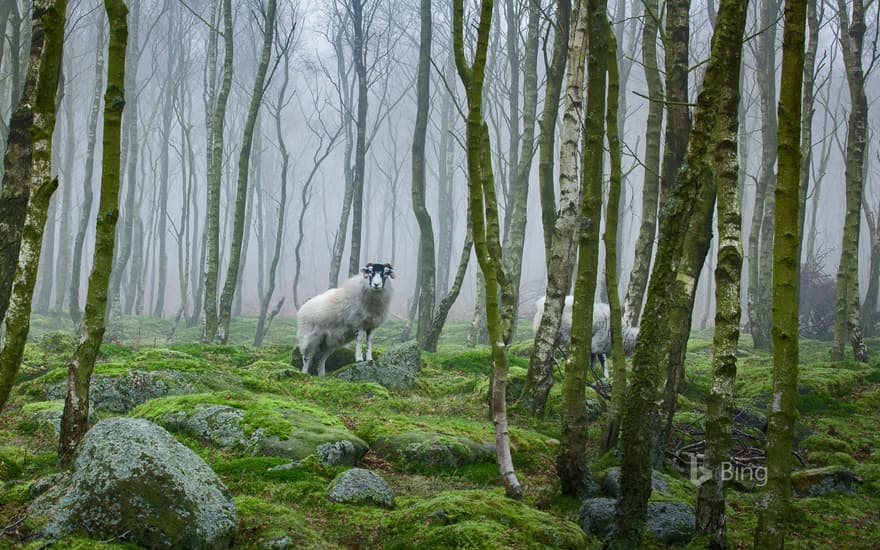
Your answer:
(261, 536), (294, 550)
(791, 466), (860, 497)
(578, 498), (695, 545)
(371, 431), (496, 469)
(317, 440), (360, 466)
(328, 468), (394, 507)
(335, 361), (415, 389)
(375, 341), (423, 374)
(644, 501), (695, 545)
(578, 498), (617, 541)
(46, 369), (196, 413)
(602, 468), (668, 498)
(29, 418), (236, 549)
(152, 403), (368, 462)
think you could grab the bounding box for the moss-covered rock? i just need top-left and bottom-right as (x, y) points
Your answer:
(327, 468), (394, 508)
(601, 467), (668, 498)
(791, 466), (860, 497)
(385, 489), (586, 549)
(45, 369), (197, 413)
(371, 431), (495, 470)
(134, 393), (368, 462)
(28, 418), (236, 549)
(335, 361), (415, 389)
(578, 498), (695, 545)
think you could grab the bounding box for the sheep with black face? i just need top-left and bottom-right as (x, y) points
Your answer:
(296, 263), (394, 376)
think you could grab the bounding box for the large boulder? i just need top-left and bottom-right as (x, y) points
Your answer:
(602, 467), (669, 498)
(46, 369), (196, 413)
(791, 466), (860, 497)
(29, 418), (236, 549)
(644, 501), (696, 545)
(335, 341), (422, 389)
(149, 400), (368, 462)
(327, 468), (394, 508)
(371, 430), (495, 469)
(579, 499), (695, 545)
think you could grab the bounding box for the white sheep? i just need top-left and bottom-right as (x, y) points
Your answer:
(532, 295), (639, 378)
(296, 263), (394, 376)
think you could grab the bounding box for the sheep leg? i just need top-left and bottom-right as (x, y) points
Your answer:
(301, 351), (312, 375)
(355, 330), (364, 362)
(317, 350), (328, 376)
(365, 330), (374, 361)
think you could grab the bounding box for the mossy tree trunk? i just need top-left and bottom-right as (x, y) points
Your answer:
(423, 231), (473, 353)
(57, 0), (127, 467)
(746, 0), (779, 352)
(0, 0), (67, 413)
(453, 0), (522, 499)
(537, 0), (571, 255)
(69, 9), (105, 327)
(499, 0), (540, 344)
(215, 0), (277, 344)
(346, 0), (369, 278)
(603, 29), (626, 451)
(863, 207), (880, 337)
(796, 0), (819, 261)
(694, 0), (751, 540)
(559, 0), (606, 497)
(753, 0), (807, 544)
(612, 0), (748, 544)
(202, 0), (233, 343)
(660, 0), (692, 202)
(522, 0), (582, 416)
(831, 0), (869, 363)
(622, 0), (663, 330)
(412, 0), (436, 347)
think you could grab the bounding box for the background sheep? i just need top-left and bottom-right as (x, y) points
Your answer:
(296, 263), (394, 375)
(533, 296), (639, 378)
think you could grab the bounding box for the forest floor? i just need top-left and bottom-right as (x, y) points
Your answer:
(1, 315), (878, 549)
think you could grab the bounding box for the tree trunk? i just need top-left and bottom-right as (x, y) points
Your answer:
(559, 0), (606, 497)
(58, 0), (127, 466)
(52, 71), (76, 314)
(796, 0), (818, 262)
(467, 270), (488, 347)
(753, 0), (807, 544)
(107, 0), (139, 316)
(863, 207), (879, 337)
(453, 0), (522, 499)
(255, 40), (291, 348)
(521, 0), (578, 415)
(347, 0), (369, 278)
(603, 29), (626, 450)
(693, 0), (752, 538)
(423, 231), (473, 353)
(831, 0), (869, 363)
(202, 0), (233, 342)
(622, 0), (663, 329)
(499, 0), (540, 345)
(612, 0), (748, 543)
(537, 0), (571, 255)
(69, 10), (105, 327)
(0, 0), (67, 412)
(412, 0), (436, 347)
(746, 0), (778, 351)
(436, 47), (456, 299)
(216, 0), (277, 343)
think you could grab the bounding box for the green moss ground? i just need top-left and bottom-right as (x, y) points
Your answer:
(1, 315), (878, 548)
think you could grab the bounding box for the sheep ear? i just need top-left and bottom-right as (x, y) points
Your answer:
(361, 266), (371, 277)
(385, 266), (395, 279)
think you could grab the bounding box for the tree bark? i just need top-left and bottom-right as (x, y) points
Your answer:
(58, 0), (127, 466)
(612, 0), (748, 543)
(603, 29), (626, 451)
(411, 0), (436, 346)
(202, 0), (233, 342)
(536, 0), (571, 255)
(559, 0), (606, 497)
(69, 10), (105, 327)
(0, 0), (67, 412)
(753, 0), (807, 544)
(346, 0), (369, 277)
(831, 0), (869, 362)
(521, 0), (580, 415)
(622, 0), (663, 330)
(453, 0), (522, 499)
